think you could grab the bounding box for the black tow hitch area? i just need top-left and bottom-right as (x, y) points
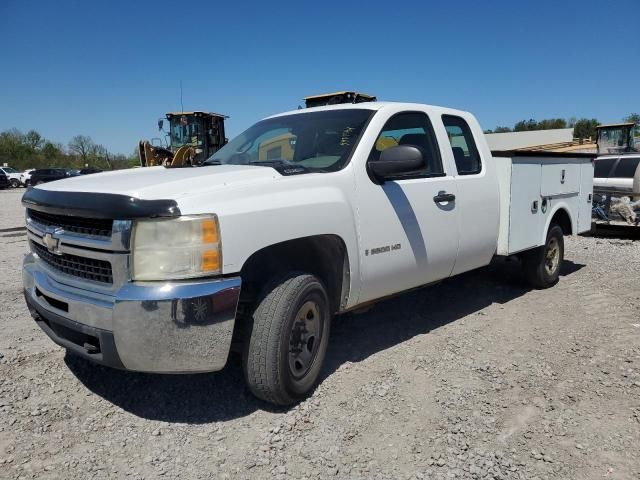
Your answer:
(48, 317), (102, 355)
(24, 290), (126, 369)
(83, 341), (100, 354)
(32, 289), (102, 354)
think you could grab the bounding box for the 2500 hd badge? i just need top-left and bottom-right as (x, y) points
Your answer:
(365, 243), (402, 256)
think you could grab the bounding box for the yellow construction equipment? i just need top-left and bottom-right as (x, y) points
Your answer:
(138, 111), (228, 167)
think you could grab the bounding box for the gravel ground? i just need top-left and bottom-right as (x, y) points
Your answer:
(1, 187), (639, 480)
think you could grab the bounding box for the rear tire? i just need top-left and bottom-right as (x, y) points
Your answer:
(522, 224), (564, 289)
(242, 273), (331, 405)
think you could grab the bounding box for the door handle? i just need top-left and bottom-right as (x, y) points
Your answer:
(433, 192), (456, 203)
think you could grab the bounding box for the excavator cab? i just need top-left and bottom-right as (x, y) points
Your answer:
(139, 111), (227, 167)
(596, 123), (638, 155)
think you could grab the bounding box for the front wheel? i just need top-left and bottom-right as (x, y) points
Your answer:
(522, 224), (564, 289)
(242, 273), (331, 405)
(10, 179), (20, 188)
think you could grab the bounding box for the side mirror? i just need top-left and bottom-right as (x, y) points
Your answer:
(158, 119), (164, 131)
(369, 145), (425, 180)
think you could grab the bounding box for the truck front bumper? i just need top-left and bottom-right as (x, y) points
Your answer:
(23, 252), (241, 373)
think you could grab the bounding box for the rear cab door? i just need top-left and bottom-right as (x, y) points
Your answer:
(438, 111), (500, 275)
(353, 105), (461, 304)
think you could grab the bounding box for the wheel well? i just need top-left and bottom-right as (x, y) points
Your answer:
(239, 235), (349, 314)
(550, 208), (572, 235)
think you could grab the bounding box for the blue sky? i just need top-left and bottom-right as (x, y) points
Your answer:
(1, 0), (638, 154)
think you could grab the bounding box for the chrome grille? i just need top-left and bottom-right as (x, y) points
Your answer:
(28, 209), (113, 237)
(31, 241), (114, 284)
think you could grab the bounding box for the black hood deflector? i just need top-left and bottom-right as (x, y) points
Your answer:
(22, 188), (181, 219)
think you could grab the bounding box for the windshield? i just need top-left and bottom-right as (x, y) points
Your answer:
(204, 109), (374, 172)
(170, 116), (203, 148)
(3, 167), (18, 173)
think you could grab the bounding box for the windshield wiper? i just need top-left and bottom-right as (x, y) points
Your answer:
(249, 160), (312, 175)
(249, 159), (290, 166)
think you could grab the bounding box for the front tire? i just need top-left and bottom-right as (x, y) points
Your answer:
(522, 224), (564, 289)
(10, 179), (20, 188)
(242, 273), (331, 405)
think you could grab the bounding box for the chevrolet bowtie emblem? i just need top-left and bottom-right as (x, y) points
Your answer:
(43, 228), (63, 255)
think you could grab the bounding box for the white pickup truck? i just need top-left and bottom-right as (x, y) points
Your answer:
(22, 102), (594, 405)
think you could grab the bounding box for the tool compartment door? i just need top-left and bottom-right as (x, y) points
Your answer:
(577, 160), (594, 233)
(541, 162), (580, 196)
(508, 161), (544, 254)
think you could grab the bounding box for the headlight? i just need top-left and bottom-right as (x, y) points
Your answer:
(132, 215), (221, 281)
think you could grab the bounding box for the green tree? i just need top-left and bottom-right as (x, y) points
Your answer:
(513, 118), (567, 132)
(0, 129), (34, 169)
(494, 126), (511, 133)
(68, 135), (95, 167)
(537, 118), (567, 130)
(41, 141), (63, 159)
(573, 118), (599, 140)
(25, 130), (44, 150)
(0, 128), (137, 171)
(514, 119), (538, 131)
(623, 113), (640, 126)
(91, 144), (113, 169)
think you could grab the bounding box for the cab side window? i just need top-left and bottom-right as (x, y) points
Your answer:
(369, 112), (443, 178)
(442, 115), (482, 175)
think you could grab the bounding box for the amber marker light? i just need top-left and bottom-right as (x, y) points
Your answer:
(202, 249), (220, 272)
(202, 218), (219, 244)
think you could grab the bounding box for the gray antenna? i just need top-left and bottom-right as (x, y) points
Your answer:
(180, 80), (184, 112)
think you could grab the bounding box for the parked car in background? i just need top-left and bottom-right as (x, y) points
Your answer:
(29, 168), (77, 185)
(593, 154), (640, 197)
(20, 169), (35, 187)
(0, 170), (9, 189)
(0, 166), (23, 188)
(592, 154), (640, 226)
(79, 168), (103, 175)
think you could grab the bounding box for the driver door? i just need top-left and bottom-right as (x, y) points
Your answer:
(354, 110), (460, 303)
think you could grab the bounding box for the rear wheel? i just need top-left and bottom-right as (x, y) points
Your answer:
(242, 273), (331, 405)
(522, 224), (564, 288)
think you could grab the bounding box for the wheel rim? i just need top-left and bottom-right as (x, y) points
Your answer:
(288, 300), (322, 379)
(544, 237), (560, 276)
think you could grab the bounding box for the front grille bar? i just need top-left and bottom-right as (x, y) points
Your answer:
(28, 209), (113, 238)
(31, 241), (114, 284)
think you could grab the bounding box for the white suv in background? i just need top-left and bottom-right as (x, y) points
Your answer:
(19, 169), (35, 187)
(594, 154), (640, 197)
(0, 167), (23, 188)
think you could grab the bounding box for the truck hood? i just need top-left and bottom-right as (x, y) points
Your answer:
(38, 165), (282, 200)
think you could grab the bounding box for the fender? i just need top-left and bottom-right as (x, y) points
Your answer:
(542, 201), (575, 244)
(175, 171), (363, 308)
